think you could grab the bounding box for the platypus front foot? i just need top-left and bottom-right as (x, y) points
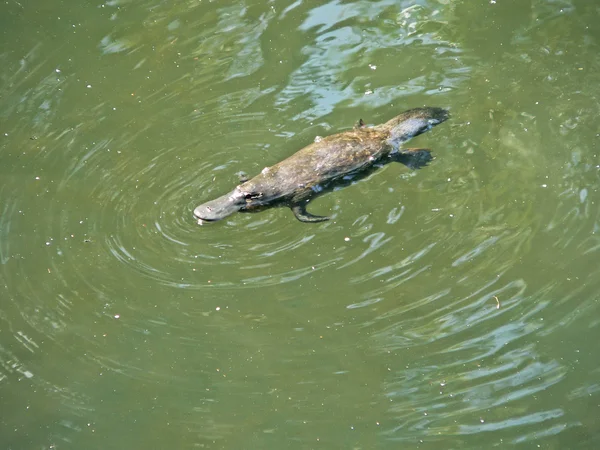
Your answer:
(291, 204), (329, 223)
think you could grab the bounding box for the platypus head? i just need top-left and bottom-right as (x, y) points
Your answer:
(193, 188), (247, 224)
(385, 107), (449, 149)
(193, 186), (270, 224)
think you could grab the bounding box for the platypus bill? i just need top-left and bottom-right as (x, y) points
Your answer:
(194, 107), (449, 224)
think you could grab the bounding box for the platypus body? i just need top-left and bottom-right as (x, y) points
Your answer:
(194, 107), (448, 224)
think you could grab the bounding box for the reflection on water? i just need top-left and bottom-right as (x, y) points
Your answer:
(1, 0), (600, 448)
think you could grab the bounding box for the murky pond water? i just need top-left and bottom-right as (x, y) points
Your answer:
(2, 0), (599, 448)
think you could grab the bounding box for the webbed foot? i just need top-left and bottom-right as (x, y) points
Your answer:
(291, 204), (329, 223)
(391, 148), (433, 169)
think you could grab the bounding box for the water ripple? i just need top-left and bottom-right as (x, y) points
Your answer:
(1, 0), (599, 447)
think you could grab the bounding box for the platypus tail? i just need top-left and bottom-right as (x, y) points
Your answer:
(383, 107), (449, 150)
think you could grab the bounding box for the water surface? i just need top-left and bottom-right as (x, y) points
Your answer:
(1, 0), (600, 448)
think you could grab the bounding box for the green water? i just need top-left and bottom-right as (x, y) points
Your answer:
(1, 0), (600, 448)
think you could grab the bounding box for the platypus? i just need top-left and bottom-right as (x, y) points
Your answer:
(194, 107), (448, 224)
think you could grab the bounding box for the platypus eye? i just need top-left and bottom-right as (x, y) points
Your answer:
(244, 192), (262, 200)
